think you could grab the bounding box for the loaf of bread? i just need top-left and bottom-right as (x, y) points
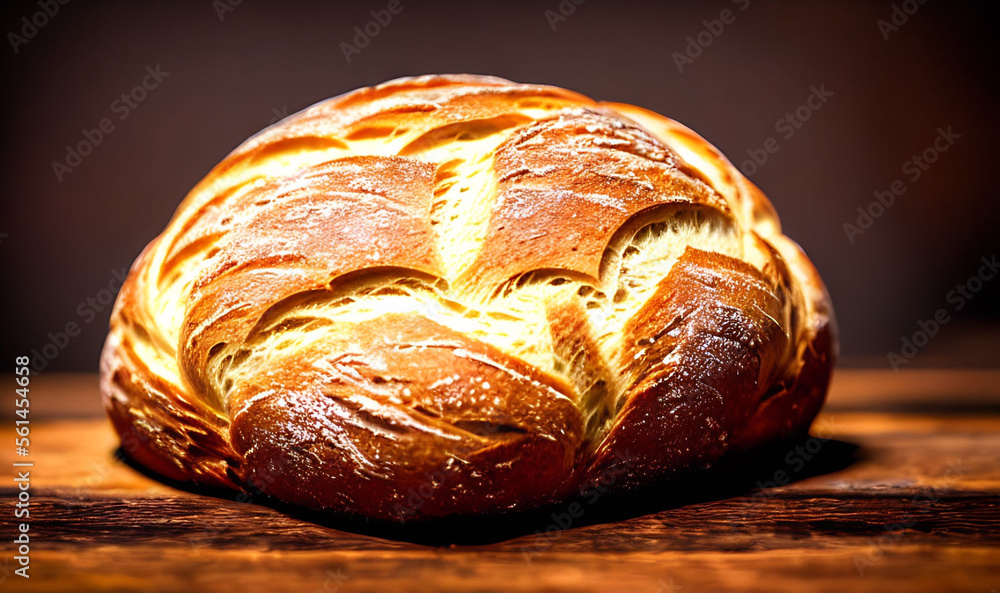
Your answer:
(100, 74), (836, 520)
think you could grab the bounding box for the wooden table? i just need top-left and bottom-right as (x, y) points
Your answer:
(2, 370), (998, 592)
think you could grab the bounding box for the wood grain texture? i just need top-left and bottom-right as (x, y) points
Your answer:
(1, 370), (998, 592)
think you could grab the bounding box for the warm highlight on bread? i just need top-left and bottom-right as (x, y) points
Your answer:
(100, 74), (836, 520)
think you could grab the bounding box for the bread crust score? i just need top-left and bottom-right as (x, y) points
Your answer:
(100, 74), (836, 520)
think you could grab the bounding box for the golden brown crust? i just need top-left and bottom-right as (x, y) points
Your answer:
(100, 74), (836, 520)
(228, 312), (583, 518)
(461, 108), (728, 292)
(590, 247), (791, 482)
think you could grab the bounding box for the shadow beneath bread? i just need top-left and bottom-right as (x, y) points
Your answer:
(117, 435), (861, 547)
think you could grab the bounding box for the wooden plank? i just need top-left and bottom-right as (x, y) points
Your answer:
(5, 493), (998, 551)
(9, 546), (1000, 593)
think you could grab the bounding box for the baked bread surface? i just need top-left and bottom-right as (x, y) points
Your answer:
(101, 74), (836, 520)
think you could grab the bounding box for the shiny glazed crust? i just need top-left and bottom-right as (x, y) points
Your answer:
(100, 74), (836, 520)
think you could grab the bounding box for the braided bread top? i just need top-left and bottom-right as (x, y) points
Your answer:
(100, 74), (835, 520)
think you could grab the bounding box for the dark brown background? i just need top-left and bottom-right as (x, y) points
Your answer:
(1, 0), (997, 372)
